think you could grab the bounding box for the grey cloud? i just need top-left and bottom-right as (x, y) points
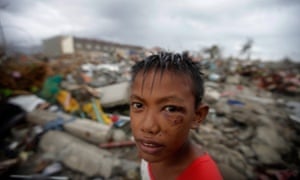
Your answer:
(0, 0), (299, 60)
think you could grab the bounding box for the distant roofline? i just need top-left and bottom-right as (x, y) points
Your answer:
(43, 35), (72, 41)
(73, 36), (144, 50)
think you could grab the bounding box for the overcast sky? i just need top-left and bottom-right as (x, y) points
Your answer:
(1, 0), (300, 61)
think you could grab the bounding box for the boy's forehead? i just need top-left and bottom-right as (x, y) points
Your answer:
(130, 70), (197, 108)
(131, 69), (193, 93)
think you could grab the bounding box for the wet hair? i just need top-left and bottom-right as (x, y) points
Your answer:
(131, 52), (205, 108)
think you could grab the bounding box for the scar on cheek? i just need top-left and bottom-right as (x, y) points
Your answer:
(171, 115), (184, 125)
(163, 112), (184, 125)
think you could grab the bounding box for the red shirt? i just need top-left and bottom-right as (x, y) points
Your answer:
(147, 154), (223, 180)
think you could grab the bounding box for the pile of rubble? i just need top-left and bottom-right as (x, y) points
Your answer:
(192, 80), (300, 179)
(0, 52), (299, 179)
(0, 53), (139, 179)
(0, 97), (139, 179)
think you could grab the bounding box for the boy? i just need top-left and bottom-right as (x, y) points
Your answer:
(129, 52), (223, 180)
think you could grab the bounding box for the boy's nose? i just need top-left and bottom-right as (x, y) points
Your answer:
(141, 110), (160, 135)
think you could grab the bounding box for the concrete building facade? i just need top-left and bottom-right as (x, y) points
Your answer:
(42, 35), (144, 58)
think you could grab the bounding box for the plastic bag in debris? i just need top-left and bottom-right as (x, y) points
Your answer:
(56, 90), (79, 113)
(82, 99), (112, 125)
(39, 75), (62, 103)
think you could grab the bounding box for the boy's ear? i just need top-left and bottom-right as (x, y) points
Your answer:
(191, 104), (209, 129)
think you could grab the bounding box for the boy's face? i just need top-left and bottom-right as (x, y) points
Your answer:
(130, 70), (206, 163)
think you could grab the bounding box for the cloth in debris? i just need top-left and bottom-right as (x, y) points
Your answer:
(43, 116), (76, 131)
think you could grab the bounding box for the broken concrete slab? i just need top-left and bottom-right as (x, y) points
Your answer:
(27, 110), (113, 144)
(8, 95), (46, 112)
(256, 126), (289, 154)
(226, 74), (241, 84)
(39, 131), (113, 177)
(95, 81), (130, 108)
(218, 163), (246, 180)
(252, 143), (282, 165)
(39, 130), (139, 178)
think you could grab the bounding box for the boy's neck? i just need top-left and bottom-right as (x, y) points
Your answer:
(152, 140), (202, 168)
(150, 140), (205, 179)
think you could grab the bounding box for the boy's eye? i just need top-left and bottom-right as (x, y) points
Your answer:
(131, 102), (143, 109)
(164, 105), (181, 113)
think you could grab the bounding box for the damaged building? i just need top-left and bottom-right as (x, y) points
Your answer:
(42, 35), (144, 59)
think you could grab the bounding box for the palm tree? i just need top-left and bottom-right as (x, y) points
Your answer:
(240, 38), (253, 60)
(203, 44), (221, 60)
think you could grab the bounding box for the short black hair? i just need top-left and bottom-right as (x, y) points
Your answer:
(131, 52), (205, 108)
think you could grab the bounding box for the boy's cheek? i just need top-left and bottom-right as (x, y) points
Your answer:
(162, 113), (184, 126)
(130, 117), (142, 132)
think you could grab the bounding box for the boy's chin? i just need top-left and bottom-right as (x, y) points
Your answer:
(139, 151), (164, 163)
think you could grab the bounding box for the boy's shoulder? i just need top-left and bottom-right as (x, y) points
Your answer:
(140, 154), (223, 180)
(177, 153), (223, 180)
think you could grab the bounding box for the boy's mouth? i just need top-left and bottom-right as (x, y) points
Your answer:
(138, 140), (164, 154)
